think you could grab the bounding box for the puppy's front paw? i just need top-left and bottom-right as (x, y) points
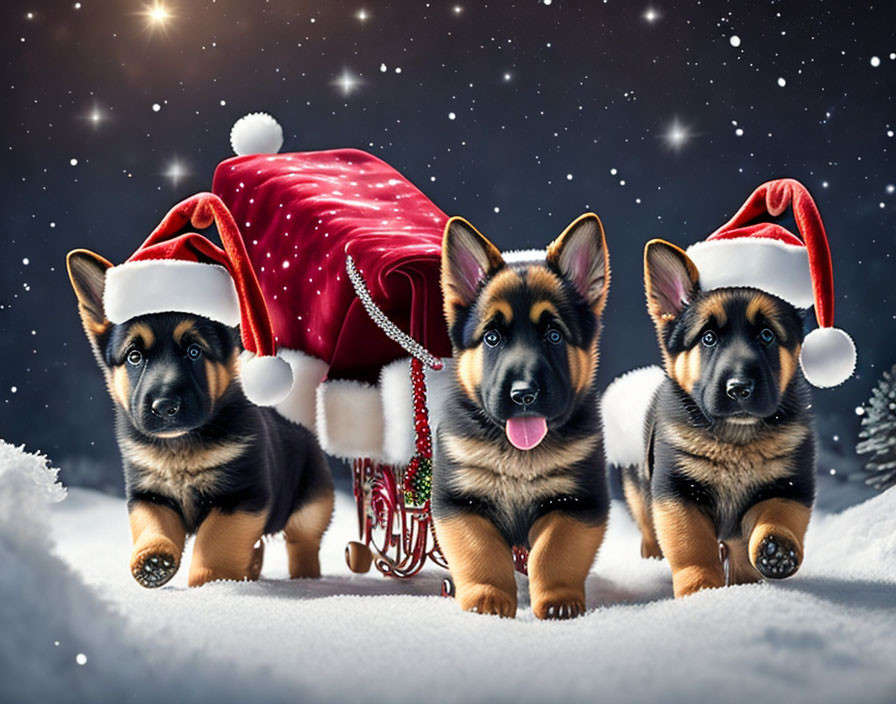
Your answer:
(672, 565), (725, 598)
(753, 535), (800, 579)
(131, 549), (179, 588)
(533, 590), (586, 620)
(457, 584), (517, 618)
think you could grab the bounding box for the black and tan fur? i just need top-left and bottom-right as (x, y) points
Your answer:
(432, 214), (611, 619)
(67, 249), (333, 588)
(617, 239), (815, 598)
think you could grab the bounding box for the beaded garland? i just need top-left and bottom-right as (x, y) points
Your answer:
(345, 255), (443, 371)
(403, 358), (434, 506)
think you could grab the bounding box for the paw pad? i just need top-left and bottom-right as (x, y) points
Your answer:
(133, 553), (178, 588)
(755, 535), (799, 580)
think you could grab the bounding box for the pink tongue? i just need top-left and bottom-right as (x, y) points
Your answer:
(505, 416), (548, 451)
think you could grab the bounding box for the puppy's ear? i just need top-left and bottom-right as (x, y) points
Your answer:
(441, 217), (504, 327)
(643, 239), (700, 323)
(547, 213), (610, 314)
(66, 249), (112, 336)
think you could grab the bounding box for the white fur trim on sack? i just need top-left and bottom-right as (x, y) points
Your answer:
(104, 259), (241, 326)
(686, 238), (814, 309)
(379, 358), (453, 465)
(270, 348), (329, 429)
(316, 379), (384, 460)
(600, 365), (666, 467)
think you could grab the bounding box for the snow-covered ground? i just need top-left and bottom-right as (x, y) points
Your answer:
(2, 441), (895, 703)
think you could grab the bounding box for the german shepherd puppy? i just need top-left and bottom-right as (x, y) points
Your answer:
(67, 250), (333, 588)
(605, 239), (815, 598)
(432, 214), (610, 619)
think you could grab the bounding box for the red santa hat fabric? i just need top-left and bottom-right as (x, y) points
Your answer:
(212, 140), (452, 456)
(686, 178), (855, 388)
(103, 192), (295, 406)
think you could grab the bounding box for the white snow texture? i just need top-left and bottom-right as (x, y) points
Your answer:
(2, 440), (896, 703)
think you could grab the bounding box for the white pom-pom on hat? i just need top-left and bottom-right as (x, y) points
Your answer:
(230, 112), (284, 156)
(239, 351), (294, 406)
(799, 326), (856, 389)
(691, 179), (857, 389)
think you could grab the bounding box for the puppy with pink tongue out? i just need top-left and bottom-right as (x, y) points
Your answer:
(431, 213), (612, 620)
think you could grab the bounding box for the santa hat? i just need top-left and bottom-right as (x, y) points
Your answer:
(686, 178), (856, 388)
(103, 192), (295, 406)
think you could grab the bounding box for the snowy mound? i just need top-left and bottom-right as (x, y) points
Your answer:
(4, 439), (896, 703)
(0, 442), (279, 703)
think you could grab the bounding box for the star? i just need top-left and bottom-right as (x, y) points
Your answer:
(163, 159), (188, 186)
(332, 69), (362, 96)
(141, 2), (174, 34)
(453, 5), (463, 14)
(356, 9), (369, 22)
(86, 105), (105, 127)
(662, 118), (690, 150)
(643, 7), (660, 22)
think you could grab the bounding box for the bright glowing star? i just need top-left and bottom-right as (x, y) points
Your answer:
(887, 184), (894, 194)
(75, 653), (87, 666)
(87, 105), (105, 126)
(163, 159), (188, 186)
(152, 102), (161, 112)
(777, 77), (786, 87)
(356, 9), (369, 21)
(503, 72), (512, 81)
(643, 7), (659, 22)
(70, 158), (78, 166)
(566, 173), (573, 180)
(663, 119), (690, 150)
(142, 2), (173, 33)
(332, 69), (362, 96)
(822, 181), (829, 188)
(729, 35), (741, 47)
(26, 12), (34, 20)
(870, 56), (881, 67)
(453, 5), (463, 13)
(448, 112), (456, 120)
(379, 63), (387, 72)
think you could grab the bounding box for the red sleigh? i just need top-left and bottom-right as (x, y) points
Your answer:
(212, 147), (525, 581)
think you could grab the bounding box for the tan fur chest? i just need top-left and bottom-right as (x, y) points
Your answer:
(442, 433), (597, 518)
(122, 436), (250, 526)
(662, 422), (808, 513)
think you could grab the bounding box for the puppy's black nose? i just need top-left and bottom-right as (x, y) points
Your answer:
(726, 378), (754, 401)
(510, 382), (539, 407)
(151, 397), (181, 418)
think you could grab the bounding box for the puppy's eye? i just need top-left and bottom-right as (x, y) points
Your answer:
(701, 330), (718, 348)
(483, 330), (502, 348)
(186, 343), (203, 360)
(126, 349), (143, 366)
(545, 328), (563, 345)
(759, 328), (775, 345)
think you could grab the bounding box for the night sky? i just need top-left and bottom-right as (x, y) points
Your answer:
(1, 0), (893, 491)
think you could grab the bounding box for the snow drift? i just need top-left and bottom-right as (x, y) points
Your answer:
(2, 440), (895, 703)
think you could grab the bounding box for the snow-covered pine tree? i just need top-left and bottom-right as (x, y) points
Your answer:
(856, 363), (896, 491)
